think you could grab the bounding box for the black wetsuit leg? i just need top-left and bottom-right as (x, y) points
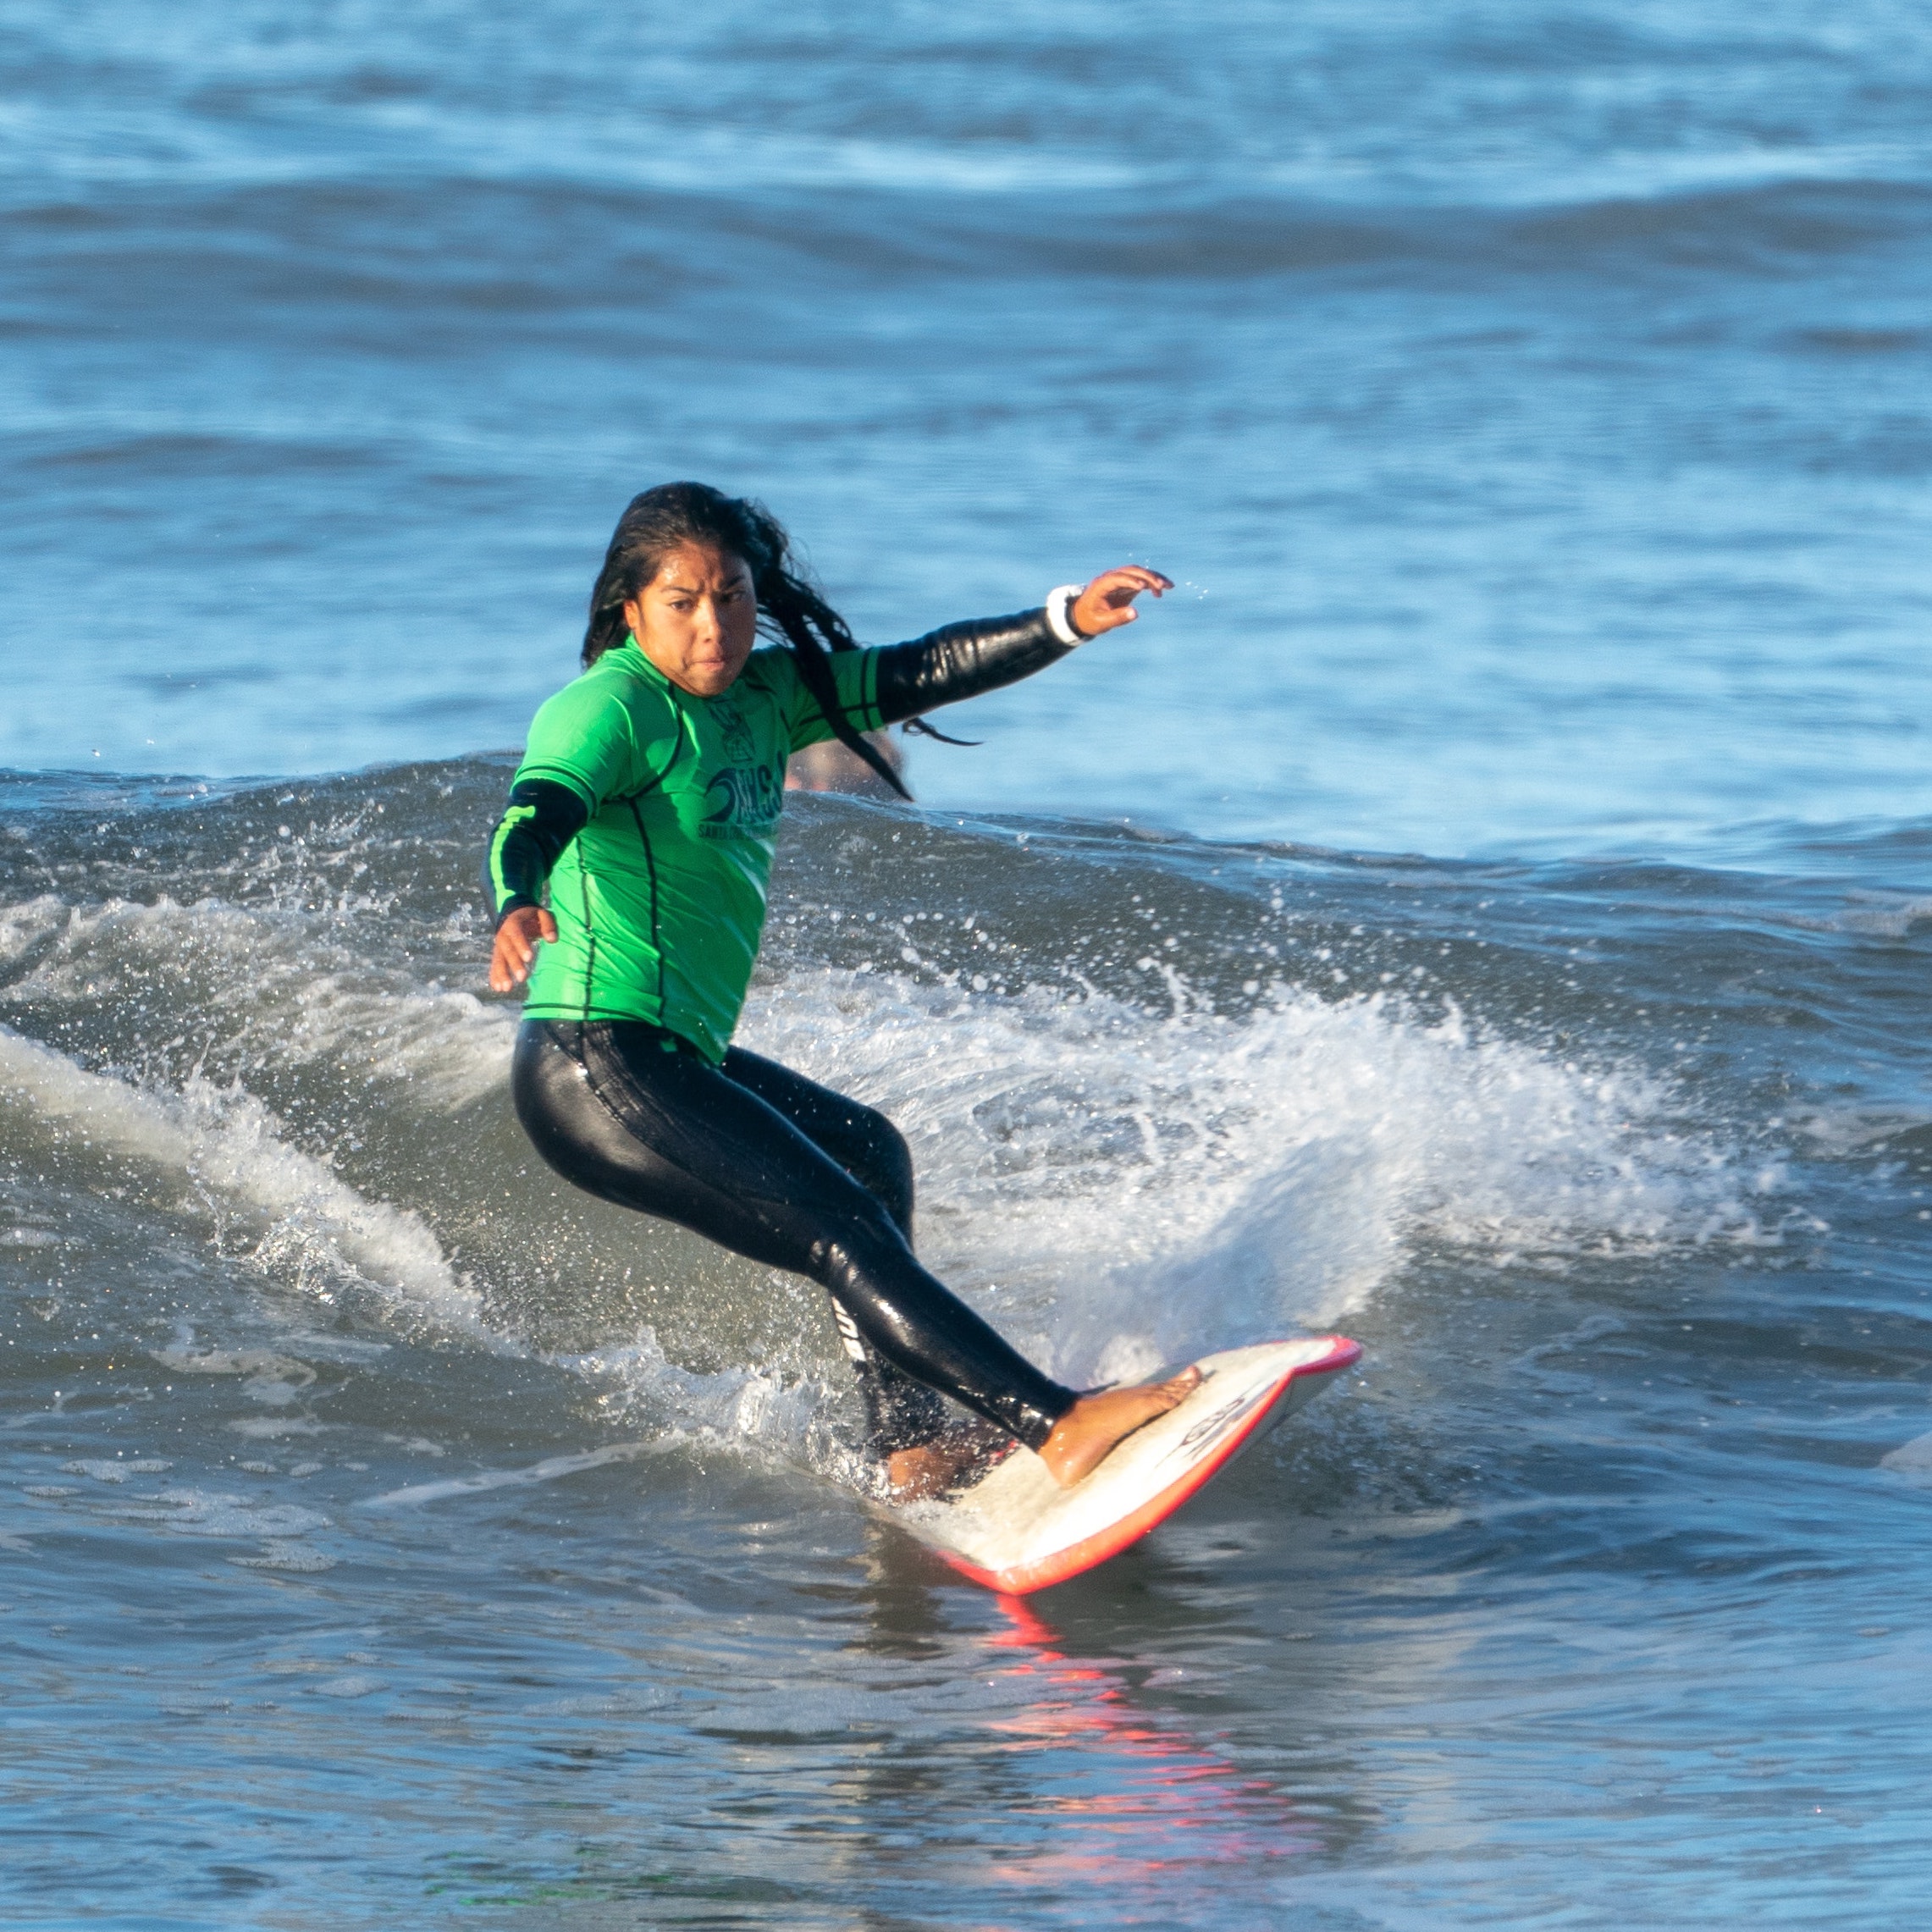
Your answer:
(715, 1046), (947, 1455)
(511, 1019), (1075, 1452)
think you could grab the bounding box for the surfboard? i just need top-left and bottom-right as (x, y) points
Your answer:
(883, 1334), (1361, 1596)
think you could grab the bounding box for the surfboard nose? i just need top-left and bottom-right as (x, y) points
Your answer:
(897, 1335), (1363, 1596)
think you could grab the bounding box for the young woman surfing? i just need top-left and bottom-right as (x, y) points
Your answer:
(487, 483), (1195, 1496)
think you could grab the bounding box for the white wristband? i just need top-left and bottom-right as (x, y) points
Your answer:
(1046, 584), (1088, 646)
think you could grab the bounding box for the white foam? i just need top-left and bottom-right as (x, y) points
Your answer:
(62, 1459), (172, 1483)
(1791, 892), (1932, 941)
(1, 893), (516, 1112)
(152, 1347), (318, 1407)
(740, 969), (1785, 1386)
(0, 894), (68, 972)
(97, 1487), (330, 1542)
(297, 982), (515, 1112)
(362, 1439), (662, 1508)
(0, 1024), (483, 1331)
(1880, 1432), (1932, 1485)
(563, 1327), (857, 1477)
(0, 920), (1787, 1479)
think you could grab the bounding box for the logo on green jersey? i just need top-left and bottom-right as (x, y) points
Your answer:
(702, 763), (784, 839)
(713, 699), (755, 767)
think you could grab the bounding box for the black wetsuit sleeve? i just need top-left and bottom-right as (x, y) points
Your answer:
(869, 609), (1076, 726)
(483, 779), (590, 928)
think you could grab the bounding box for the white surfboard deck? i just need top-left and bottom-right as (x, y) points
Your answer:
(882, 1334), (1360, 1596)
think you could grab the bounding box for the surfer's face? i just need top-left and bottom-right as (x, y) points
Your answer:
(626, 544), (759, 698)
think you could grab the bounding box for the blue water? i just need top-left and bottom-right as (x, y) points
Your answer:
(8, 0), (1932, 853)
(4, 3), (1932, 1927)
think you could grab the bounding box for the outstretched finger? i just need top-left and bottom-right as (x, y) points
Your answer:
(1098, 566), (1172, 595)
(1072, 566), (1173, 634)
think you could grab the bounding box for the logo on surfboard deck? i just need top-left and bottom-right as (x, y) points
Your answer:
(1160, 1376), (1278, 1467)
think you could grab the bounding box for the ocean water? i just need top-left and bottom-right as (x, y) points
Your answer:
(4, 3), (1932, 1927)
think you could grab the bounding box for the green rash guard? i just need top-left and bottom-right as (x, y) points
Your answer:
(491, 638), (885, 1063)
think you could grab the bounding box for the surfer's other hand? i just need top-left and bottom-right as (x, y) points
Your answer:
(490, 903), (557, 992)
(1037, 1364), (1202, 1488)
(1069, 566), (1172, 638)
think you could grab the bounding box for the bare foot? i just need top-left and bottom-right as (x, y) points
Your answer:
(885, 1422), (1017, 1501)
(1037, 1366), (1203, 1488)
(886, 1443), (963, 1500)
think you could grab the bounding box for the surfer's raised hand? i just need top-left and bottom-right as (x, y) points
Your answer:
(489, 903), (557, 993)
(1068, 566), (1173, 638)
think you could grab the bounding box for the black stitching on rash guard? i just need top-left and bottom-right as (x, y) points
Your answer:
(626, 797), (665, 1013)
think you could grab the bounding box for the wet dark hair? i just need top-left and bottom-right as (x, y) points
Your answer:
(583, 481), (909, 799)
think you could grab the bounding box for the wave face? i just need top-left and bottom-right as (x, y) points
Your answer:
(8, 763), (1932, 1925)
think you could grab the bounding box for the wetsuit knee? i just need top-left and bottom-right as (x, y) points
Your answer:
(845, 1106), (914, 1239)
(718, 1046), (916, 1239)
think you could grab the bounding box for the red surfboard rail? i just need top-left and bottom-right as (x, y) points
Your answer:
(936, 1333), (1361, 1596)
